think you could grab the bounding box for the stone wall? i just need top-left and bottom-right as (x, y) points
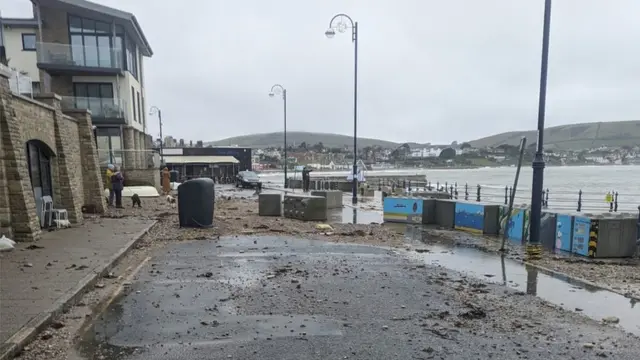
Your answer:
(0, 70), (105, 241)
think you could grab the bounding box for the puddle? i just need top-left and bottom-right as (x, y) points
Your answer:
(408, 245), (640, 336)
(328, 207), (383, 224)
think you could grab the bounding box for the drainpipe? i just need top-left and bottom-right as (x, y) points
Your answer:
(0, 11), (7, 65)
(111, 20), (121, 106)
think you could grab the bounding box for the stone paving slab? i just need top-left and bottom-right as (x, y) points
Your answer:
(0, 217), (156, 359)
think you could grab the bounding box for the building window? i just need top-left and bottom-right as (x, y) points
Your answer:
(73, 83), (115, 117)
(124, 34), (138, 78)
(136, 92), (142, 126)
(131, 86), (137, 122)
(32, 81), (41, 95)
(68, 15), (124, 68)
(22, 33), (36, 51)
(96, 127), (122, 166)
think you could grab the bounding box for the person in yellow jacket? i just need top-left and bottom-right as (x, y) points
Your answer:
(106, 164), (114, 206)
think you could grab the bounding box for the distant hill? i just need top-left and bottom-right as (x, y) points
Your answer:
(468, 120), (640, 150)
(206, 131), (427, 149)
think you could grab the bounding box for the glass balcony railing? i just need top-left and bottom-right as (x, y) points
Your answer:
(61, 96), (126, 118)
(37, 42), (123, 69)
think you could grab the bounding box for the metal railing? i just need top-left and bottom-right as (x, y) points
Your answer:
(376, 178), (638, 213)
(61, 96), (126, 118)
(97, 149), (159, 170)
(7, 70), (33, 97)
(36, 42), (123, 69)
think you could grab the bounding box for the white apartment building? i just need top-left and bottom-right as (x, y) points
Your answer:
(1, 0), (153, 169)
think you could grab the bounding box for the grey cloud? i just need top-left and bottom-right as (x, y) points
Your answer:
(4, 0), (640, 144)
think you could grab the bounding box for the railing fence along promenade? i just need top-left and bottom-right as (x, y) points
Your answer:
(375, 178), (629, 213)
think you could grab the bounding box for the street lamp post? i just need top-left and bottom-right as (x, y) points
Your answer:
(325, 13), (359, 205)
(149, 106), (163, 166)
(269, 84), (287, 188)
(528, 0), (553, 260)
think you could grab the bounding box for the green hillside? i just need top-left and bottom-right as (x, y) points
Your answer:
(206, 132), (416, 149)
(468, 120), (640, 150)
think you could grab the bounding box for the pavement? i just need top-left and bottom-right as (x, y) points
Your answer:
(75, 235), (640, 359)
(0, 217), (156, 359)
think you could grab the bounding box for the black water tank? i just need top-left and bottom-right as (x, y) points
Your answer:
(178, 178), (215, 228)
(169, 170), (179, 183)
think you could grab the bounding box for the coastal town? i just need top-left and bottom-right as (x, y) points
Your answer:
(161, 135), (640, 171)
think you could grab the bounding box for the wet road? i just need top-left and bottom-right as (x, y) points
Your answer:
(78, 236), (640, 359)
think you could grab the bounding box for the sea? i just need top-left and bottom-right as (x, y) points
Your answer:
(258, 165), (640, 214)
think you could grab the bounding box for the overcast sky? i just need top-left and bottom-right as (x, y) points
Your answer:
(4, 0), (640, 144)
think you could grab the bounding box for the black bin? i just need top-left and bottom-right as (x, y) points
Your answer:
(169, 170), (179, 183)
(178, 177), (215, 228)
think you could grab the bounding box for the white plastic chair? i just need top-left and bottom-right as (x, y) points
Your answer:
(42, 196), (69, 228)
(41, 196), (54, 228)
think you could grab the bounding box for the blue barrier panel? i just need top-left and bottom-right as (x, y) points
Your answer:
(383, 197), (423, 224)
(555, 214), (574, 252)
(499, 207), (527, 243)
(572, 216), (591, 256)
(454, 202), (484, 234)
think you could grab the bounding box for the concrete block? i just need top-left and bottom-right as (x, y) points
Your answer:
(421, 199), (437, 225)
(435, 199), (456, 229)
(283, 194), (327, 221)
(310, 190), (343, 209)
(259, 193), (282, 216)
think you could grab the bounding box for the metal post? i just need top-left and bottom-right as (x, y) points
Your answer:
(351, 22), (359, 205)
(283, 89), (288, 188)
(158, 109), (164, 166)
(529, 0), (553, 258)
(577, 190), (582, 212)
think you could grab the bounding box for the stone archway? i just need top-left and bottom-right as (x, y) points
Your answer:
(26, 139), (55, 228)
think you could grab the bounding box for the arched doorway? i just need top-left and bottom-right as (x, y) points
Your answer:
(26, 140), (54, 228)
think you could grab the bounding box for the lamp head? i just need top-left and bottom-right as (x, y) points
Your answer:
(325, 28), (336, 38)
(268, 92), (275, 98)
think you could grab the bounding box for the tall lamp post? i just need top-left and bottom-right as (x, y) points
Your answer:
(269, 84), (288, 188)
(325, 13), (359, 204)
(149, 106), (164, 166)
(528, 0), (553, 260)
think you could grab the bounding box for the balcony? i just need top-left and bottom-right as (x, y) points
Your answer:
(36, 42), (124, 76)
(61, 96), (127, 125)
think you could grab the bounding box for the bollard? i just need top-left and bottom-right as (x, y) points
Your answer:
(476, 184), (481, 202)
(544, 189), (549, 208)
(614, 192), (619, 212)
(445, 182), (448, 192)
(577, 190), (582, 212)
(609, 192), (614, 212)
(428, 181), (432, 191)
(504, 186), (509, 205)
(454, 183), (458, 200)
(465, 183), (469, 201)
(408, 180), (412, 192)
(378, 179), (382, 191)
(436, 181), (440, 191)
